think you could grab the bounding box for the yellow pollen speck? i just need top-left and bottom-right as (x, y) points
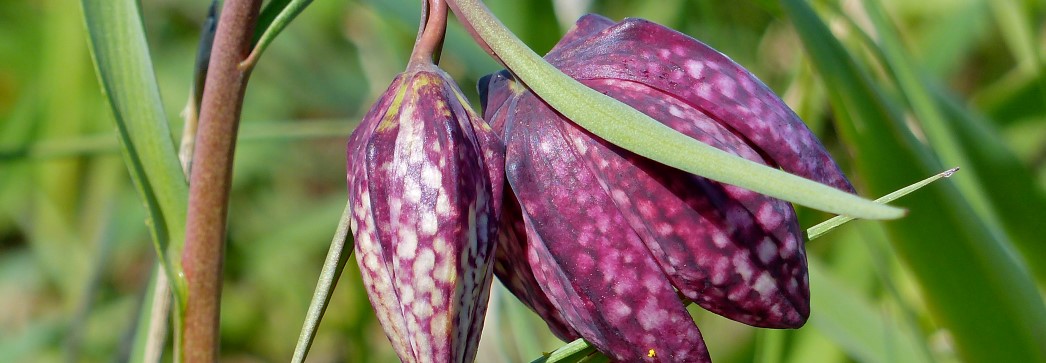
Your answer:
(376, 114), (399, 132)
(648, 348), (656, 357)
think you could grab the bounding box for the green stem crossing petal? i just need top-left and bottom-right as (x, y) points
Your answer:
(447, 0), (903, 220)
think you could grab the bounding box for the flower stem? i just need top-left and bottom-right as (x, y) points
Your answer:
(409, 0), (449, 65)
(180, 0), (261, 361)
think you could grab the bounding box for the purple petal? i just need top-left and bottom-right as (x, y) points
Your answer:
(549, 17), (855, 193)
(546, 13), (615, 57)
(348, 67), (503, 362)
(347, 74), (413, 360)
(491, 191), (581, 341)
(575, 78), (810, 327)
(504, 94), (710, 362)
(481, 74), (581, 341)
(479, 70), (516, 128)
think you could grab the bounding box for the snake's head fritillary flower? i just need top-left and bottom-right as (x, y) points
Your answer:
(479, 14), (855, 362)
(347, 61), (504, 363)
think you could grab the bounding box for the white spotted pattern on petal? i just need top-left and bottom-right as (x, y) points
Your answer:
(347, 68), (504, 363)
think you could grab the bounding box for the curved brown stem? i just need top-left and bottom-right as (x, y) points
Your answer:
(181, 0), (262, 361)
(410, 0), (449, 65)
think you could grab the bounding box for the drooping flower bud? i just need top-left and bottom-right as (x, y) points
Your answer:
(347, 62), (504, 363)
(480, 14), (856, 362)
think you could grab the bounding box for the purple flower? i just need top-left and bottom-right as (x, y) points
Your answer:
(347, 62), (504, 362)
(480, 15), (855, 362)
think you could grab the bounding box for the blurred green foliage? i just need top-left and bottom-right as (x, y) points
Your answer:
(1, 0), (1044, 362)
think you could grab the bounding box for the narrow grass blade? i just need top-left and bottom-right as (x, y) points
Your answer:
(782, 1), (1046, 362)
(974, 66), (1046, 126)
(837, 0), (1046, 285)
(529, 338), (599, 363)
(291, 201), (354, 363)
(449, 0), (903, 220)
(807, 167), (958, 240)
(807, 258), (931, 363)
(128, 265), (170, 363)
(988, 0), (1043, 73)
(245, 0), (314, 68)
(1, 118), (357, 161)
(193, 0), (218, 111)
(933, 85), (1046, 285)
(859, 1), (998, 222)
(80, 0), (189, 294)
(754, 329), (785, 363)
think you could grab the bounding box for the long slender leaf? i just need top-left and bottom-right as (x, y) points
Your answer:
(247, 0), (315, 67)
(291, 201), (354, 363)
(530, 338), (599, 363)
(80, 2), (190, 360)
(807, 257), (931, 363)
(80, 0), (189, 293)
(781, 1), (1046, 362)
(988, 0), (1042, 73)
(822, 1), (1046, 285)
(450, 0), (903, 220)
(974, 65), (1046, 126)
(127, 265), (169, 363)
(0, 119), (357, 161)
(859, 1), (994, 217)
(931, 87), (1046, 284)
(858, 0), (1046, 285)
(807, 167), (958, 240)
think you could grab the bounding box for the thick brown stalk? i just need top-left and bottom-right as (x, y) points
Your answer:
(180, 0), (261, 361)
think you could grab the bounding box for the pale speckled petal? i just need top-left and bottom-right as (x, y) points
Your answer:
(574, 78), (809, 327)
(348, 74), (414, 361)
(546, 13), (615, 55)
(481, 76), (581, 341)
(475, 13), (859, 360)
(491, 189), (581, 341)
(504, 94), (710, 362)
(347, 64), (504, 363)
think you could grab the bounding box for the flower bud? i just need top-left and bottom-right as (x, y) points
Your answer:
(347, 62), (504, 363)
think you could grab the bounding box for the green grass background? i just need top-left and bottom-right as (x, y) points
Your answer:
(1, 0), (1044, 361)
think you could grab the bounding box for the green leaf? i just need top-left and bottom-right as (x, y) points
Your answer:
(80, 1), (190, 359)
(781, 1), (1046, 362)
(449, 0), (903, 220)
(247, 0), (315, 68)
(291, 201), (354, 363)
(829, 0), (1046, 285)
(128, 266), (170, 363)
(974, 65), (1046, 126)
(0, 119), (355, 161)
(806, 256), (931, 363)
(529, 338), (599, 363)
(807, 167), (958, 240)
(988, 0), (1043, 74)
(934, 87), (1046, 285)
(754, 329), (785, 363)
(858, 1), (995, 219)
(81, 0), (188, 298)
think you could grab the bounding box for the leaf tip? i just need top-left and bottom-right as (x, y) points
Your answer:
(873, 204), (907, 220)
